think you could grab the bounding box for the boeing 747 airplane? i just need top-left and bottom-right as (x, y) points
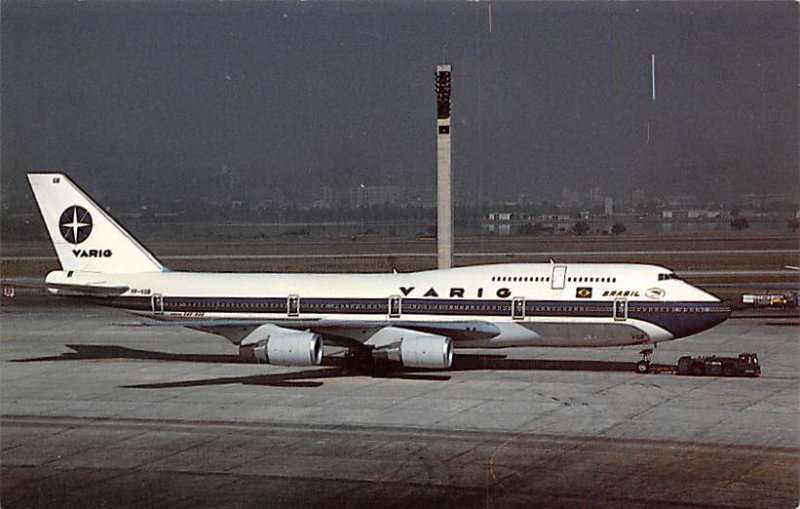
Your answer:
(28, 173), (730, 373)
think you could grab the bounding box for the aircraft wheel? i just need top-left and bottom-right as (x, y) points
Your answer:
(636, 360), (651, 374)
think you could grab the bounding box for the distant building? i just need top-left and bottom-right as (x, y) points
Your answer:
(661, 209), (726, 221)
(632, 189), (645, 203)
(537, 213), (574, 232)
(604, 197), (614, 215)
(321, 186), (333, 207)
(561, 187), (582, 207)
(687, 209), (723, 219)
(561, 186), (605, 208)
(402, 184), (437, 208)
(487, 212), (514, 222)
(351, 184), (400, 208)
(311, 186), (333, 209)
(486, 223), (513, 235)
(742, 193), (792, 206)
(483, 212), (532, 235)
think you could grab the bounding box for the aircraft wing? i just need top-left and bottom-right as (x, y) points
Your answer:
(123, 318), (501, 346)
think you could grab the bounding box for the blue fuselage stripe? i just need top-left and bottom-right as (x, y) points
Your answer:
(102, 295), (730, 338)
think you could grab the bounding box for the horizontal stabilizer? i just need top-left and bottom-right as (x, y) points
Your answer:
(46, 282), (129, 297)
(44, 270), (128, 297)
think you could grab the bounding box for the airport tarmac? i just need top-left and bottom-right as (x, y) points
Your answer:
(1, 297), (798, 508)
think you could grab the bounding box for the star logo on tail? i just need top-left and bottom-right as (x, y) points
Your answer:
(59, 206), (93, 244)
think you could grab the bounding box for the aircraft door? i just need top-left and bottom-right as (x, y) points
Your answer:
(389, 295), (401, 318)
(613, 298), (628, 321)
(151, 294), (164, 314)
(512, 297), (525, 320)
(287, 294), (300, 317)
(551, 266), (567, 290)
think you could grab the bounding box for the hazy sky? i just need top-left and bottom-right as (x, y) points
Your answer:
(2, 1), (797, 207)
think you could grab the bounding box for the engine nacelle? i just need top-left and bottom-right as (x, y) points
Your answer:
(369, 327), (453, 369)
(399, 334), (453, 369)
(239, 324), (323, 366)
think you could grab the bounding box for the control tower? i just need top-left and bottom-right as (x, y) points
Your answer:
(435, 64), (453, 269)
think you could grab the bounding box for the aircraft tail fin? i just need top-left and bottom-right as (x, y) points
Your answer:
(27, 173), (165, 273)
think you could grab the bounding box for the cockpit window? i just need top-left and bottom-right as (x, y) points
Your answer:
(658, 273), (680, 281)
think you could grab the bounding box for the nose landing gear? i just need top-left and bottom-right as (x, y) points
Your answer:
(636, 349), (653, 374)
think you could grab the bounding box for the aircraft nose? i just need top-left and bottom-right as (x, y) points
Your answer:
(675, 304), (731, 338)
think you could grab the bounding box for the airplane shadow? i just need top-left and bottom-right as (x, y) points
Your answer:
(12, 344), (248, 365)
(11, 344), (659, 389)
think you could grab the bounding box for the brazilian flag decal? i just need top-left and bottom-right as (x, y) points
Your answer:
(576, 287), (592, 298)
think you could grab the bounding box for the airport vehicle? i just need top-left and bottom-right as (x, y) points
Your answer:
(27, 173), (731, 370)
(742, 293), (797, 308)
(676, 353), (760, 377)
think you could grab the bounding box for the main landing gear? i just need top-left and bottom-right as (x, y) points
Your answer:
(636, 349), (653, 374)
(343, 350), (375, 373)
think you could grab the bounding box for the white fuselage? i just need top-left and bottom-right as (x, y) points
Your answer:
(48, 262), (729, 348)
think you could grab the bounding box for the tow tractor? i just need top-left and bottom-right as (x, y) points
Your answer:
(636, 350), (760, 377)
(676, 353), (760, 377)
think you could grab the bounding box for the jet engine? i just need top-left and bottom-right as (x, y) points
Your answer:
(369, 327), (453, 369)
(399, 334), (453, 369)
(238, 324), (323, 366)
